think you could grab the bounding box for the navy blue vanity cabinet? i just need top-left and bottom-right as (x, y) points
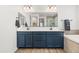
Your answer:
(17, 31), (64, 48)
(46, 32), (64, 48)
(17, 32), (26, 48)
(25, 32), (32, 47)
(32, 32), (46, 48)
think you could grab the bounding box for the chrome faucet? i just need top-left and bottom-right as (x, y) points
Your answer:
(50, 27), (52, 30)
(27, 27), (29, 30)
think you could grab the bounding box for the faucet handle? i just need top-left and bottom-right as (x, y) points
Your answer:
(50, 27), (52, 30)
(27, 27), (29, 30)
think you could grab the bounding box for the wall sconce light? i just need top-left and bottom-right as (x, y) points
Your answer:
(48, 5), (53, 9)
(48, 5), (57, 12)
(23, 5), (32, 12)
(24, 5), (32, 9)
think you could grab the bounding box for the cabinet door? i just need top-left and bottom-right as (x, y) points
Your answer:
(17, 32), (26, 48)
(56, 36), (64, 48)
(32, 32), (41, 47)
(47, 32), (64, 48)
(40, 32), (46, 48)
(32, 32), (46, 48)
(47, 35), (57, 48)
(25, 32), (32, 47)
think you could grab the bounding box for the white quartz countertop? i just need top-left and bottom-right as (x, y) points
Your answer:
(64, 35), (79, 44)
(17, 27), (64, 32)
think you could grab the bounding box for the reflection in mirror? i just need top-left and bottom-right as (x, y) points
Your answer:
(39, 17), (45, 27)
(18, 12), (26, 27)
(46, 13), (58, 27)
(18, 12), (58, 27)
(30, 12), (58, 27)
(30, 15), (39, 27)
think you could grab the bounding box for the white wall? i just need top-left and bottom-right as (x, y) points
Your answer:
(57, 5), (78, 30)
(76, 5), (79, 29)
(0, 6), (18, 53)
